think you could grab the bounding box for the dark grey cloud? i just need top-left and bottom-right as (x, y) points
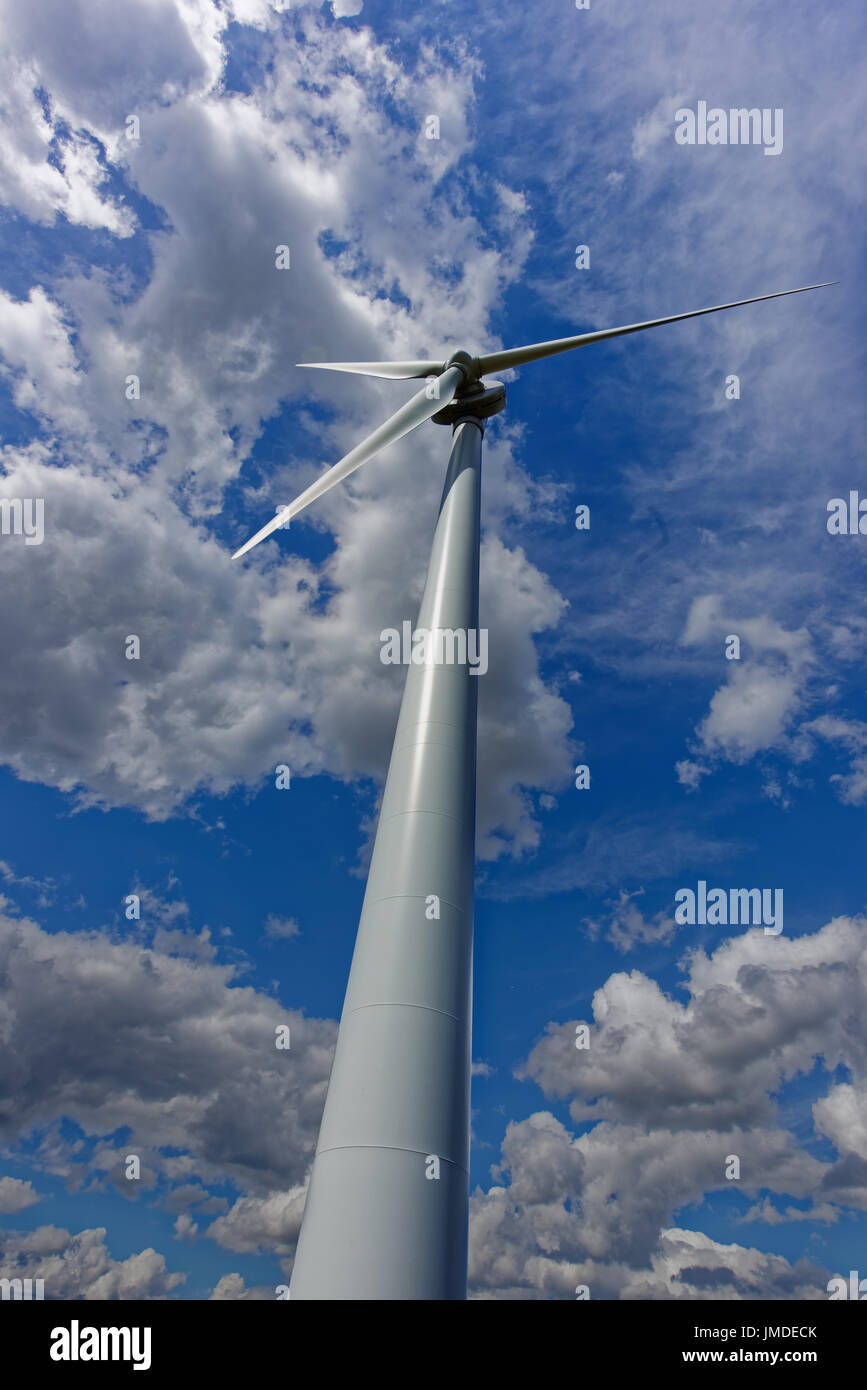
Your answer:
(468, 1112), (828, 1300)
(0, 906), (336, 1195)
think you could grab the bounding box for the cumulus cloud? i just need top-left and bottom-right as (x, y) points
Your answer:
(205, 1186), (307, 1255)
(0, 288), (90, 437)
(0, 1223), (186, 1299)
(623, 1228), (826, 1301)
(0, 906), (336, 1196)
(0, 1175), (41, 1213)
(675, 758), (708, 790)
(520, 915), (867, 1131)
(3, 0), (866, 1305)
(462, 915), (867, 1297)
(0, 0), (569, 857)
(0, 0), (226, 143)
(209, 1270), (274, 1299)
(173, 1212), (198, 1242)
(0, 50), (134, 232)
(468, 1113), (827, 1300)
(813, 1081), (867, 1158)
(679, 596), (815, 767)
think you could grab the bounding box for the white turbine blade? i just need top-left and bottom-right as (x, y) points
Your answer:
(297, 359), (444, 380)
(232, 365), (464, 559)
(477, 282), (837, 375)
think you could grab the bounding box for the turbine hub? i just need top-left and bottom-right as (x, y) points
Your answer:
(445, 349), (481, 383)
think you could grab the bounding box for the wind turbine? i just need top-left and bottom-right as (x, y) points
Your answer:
(232, 281), (834, 1300)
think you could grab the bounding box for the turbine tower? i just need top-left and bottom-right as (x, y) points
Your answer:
(232, 281), (833, 1300)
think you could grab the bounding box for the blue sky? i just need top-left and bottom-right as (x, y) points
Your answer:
(0, 0), (865, 1299)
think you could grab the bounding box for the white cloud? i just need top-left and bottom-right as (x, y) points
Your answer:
(464, 912), (867, 1293)
(464, 913), (867, 1295)
(623, 1227), (825, 1301)
(675, 758), (708, 790)
(677, 596), (815, 771)
(583, 887), (675, 953)
(0, 1223), (186, 1299)
(0, 859), (56, 907)
(0, 50), (134, 232)
(698, 664), (803, 762)
(813, 1082), (867, 1160)
(0, 0), (226, 139)
(456, 0), (864, 789)
(2, 0), (866, 1304)
(0, 1176), (41, 1213)
(675, 603), (867, 805)
(805, 716), (867, 806)
(263, 914), (300, 941)
(0, 3), (570, 858)
(740, 1196), (838, 1226)
(205, 1187), (307, 1254)
(520, 914), (867, 1132)
(173, 1212), (198, 1241)
(0, 288), (89, 436)
(209, 1270), (273, 1299)
(631, 92), (688, 162)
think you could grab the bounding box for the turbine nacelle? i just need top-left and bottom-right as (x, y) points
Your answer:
(432, 379), (506, 426)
